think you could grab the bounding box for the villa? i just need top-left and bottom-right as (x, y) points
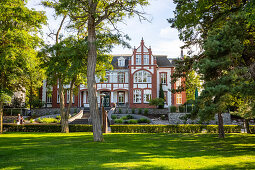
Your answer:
(41, 39), (186, 108)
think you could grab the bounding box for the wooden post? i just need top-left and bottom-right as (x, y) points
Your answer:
(102, 106), (108, 133)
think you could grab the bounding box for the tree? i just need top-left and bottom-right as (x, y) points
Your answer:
(158, 83), (164, 109)
(43, 35), (114, 133)
(43, 0), (149, 141)
(186, 70), (201, 101)
(0, 0), (46, 133)
(169, 0), (255, 138)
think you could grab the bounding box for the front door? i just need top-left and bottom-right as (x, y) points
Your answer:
(101, 92), (110, 107)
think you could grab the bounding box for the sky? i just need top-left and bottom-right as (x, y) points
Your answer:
(26, 0), (183, 58)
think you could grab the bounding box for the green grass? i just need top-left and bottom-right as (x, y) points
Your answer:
(0, 133), (255, 169)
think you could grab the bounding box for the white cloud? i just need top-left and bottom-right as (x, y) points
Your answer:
(159, 27), (179, 40)
(152, 40), (184, 58)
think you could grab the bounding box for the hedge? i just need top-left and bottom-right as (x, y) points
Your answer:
(111, 125), (242, 133)
(111, 125), (205, 133)
(206, 125), (242, 133)
(250, 125), (255, 133)
(3, 124), (92, 132)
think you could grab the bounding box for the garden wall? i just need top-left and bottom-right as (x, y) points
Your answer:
(168, 113), (232, 125)
(31, 107), (82, 116)
(115, 108), (169, 115)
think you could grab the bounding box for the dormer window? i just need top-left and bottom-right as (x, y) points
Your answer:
(118, 57), (125, 67)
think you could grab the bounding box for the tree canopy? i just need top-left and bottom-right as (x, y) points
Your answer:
(169, 0), (255, 138)
(0, 0), (46, 133)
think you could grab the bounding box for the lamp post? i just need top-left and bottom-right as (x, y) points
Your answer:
(100, 93), (107, 133)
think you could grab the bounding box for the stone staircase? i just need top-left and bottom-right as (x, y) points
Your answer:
(69, 107), (112, 125)
(69, 112), (91, 124)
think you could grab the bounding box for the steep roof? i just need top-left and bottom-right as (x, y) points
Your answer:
(111, 55), (130, 69)
(154, 55), (174, 67)
(111, 55), (175, 68)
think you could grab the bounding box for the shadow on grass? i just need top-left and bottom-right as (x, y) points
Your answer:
(0, 133), (254, 169)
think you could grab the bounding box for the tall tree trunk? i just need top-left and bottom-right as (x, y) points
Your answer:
(87, 15), (103, 142)
(63, 77), (77, 133)
(0, 101), (3, 134)
(59, 79), (67, 133)
(218, 113), (225, 138)
(29, 78), (33, 111)
(244, 119), (250, 134)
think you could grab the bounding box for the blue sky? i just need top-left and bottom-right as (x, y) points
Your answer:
(27, 0), (183, 58)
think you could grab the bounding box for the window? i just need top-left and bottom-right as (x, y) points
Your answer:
(133, 90), (141, 103)
(46, 93), (52, 103)
(118, 72), (124, 83)
(160, 73), (167, 84)
(134, 70), (152, 83)
(176, 78), (181, 88)
(136, 54), (141, 65)
(143, 90), (152, 103)
(118, 92), (125, 103)
(67, 90), (70, 103)
(118, 58), (125, 67)
(72, 94), (75, 104)
(144, 55), (149, 65)
(176, 94), (182, 104)
(57, 91), (60, 103)
(67, 90), (75, 103)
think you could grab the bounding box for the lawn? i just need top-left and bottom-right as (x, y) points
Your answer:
(0, 133), (255, 169)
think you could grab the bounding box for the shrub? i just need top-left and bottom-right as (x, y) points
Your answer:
(127, 115), (133, 119)
(144, 108), (149, 116)
(138, 118), (150, 123)
(127, 119), (138, 124)
(179, 106), (185, 113)
(37, 117), (60, 124)
(125, 109), (129, 114)
(110, 125), (242, 133)
(29, 119), (34, 123)
(149, 98), (164, 109)
(161, 114), (167, 120)
(170, 106), (177, 113)
(131, 108), (135, 114)
(206, 125), (241, 133)
(3, 124), (92, 132)
(118, 108), (122, 114)
(56, 115), (61, 119)
(121, 116), (128, 120)
(138, 108), (143, 114)
(187, 105), (193, 112)
(111, 115), (117, 119)
(114, 119), (123, 124)
(250, 125), (255, 133)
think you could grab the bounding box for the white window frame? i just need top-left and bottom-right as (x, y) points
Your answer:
(118, 72), (124, 83)
(144, 55), (149, 65)
(57, 91), (60, 103)
(72, 94), (75, 104)
(67, 90), (70, 103)
(160, 73), (167, 84)
(134, 70), (152, 83)
(136, 54), (141, 65)
(118, 92), (125, 103)
(133, 90), (141, 103)
(176, 94), (182, 104)
(118, 59), (125, 67)
(143, 90), (152, 103)
(46, 93), (52, 103)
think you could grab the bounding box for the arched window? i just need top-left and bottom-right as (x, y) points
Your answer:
(134, 70), (152, 83)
